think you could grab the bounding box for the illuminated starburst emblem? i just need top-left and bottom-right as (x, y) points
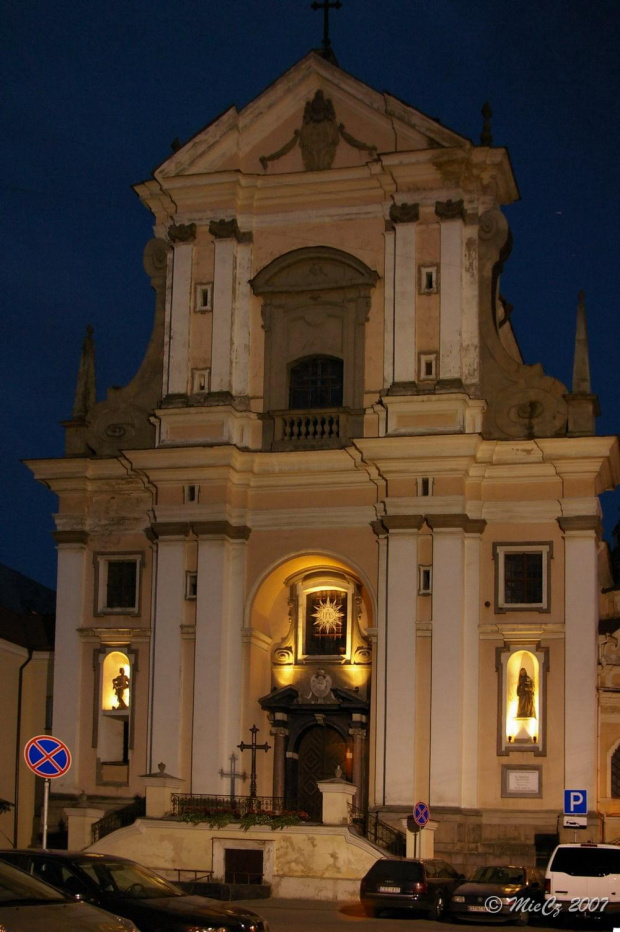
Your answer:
(312, 596), (343, 634)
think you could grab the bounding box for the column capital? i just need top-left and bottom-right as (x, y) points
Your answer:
(53, 530), (89, 546)
(435, 198), (465, 221)
(167, 222), (196, 244)
(382, 515), (425, 532)
(192, 521), (251, 540)
(209, 218), (253, 243)
(389, 202), (420, 224)
(426, 514), (486, 533)
(147, 522), (192, 540)
(557, 515), (601, 535)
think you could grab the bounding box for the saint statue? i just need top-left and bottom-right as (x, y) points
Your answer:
(112, 667), (130, 710)
(516, 667), (535, 719)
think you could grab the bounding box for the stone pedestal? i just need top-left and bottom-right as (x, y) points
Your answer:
(402, 817), (438, 858)
(317, 774), (357, 825)
(65, 806), (105, 851)
(142, 765), (184, 818)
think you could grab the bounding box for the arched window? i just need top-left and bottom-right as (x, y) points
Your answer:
(612, 746), (620, 798)
(289, 356), (343, 410)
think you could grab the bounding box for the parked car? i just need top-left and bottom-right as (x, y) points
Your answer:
(360, 856), (464, 920)
(450, 865), (545, 925)
(0, 850), (269, 932)
(544, 842), (620, 918)
(0, 857), (140, 932)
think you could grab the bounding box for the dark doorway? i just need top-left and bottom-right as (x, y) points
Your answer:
(297, 725), (347, 821)
(224, 848), (263, 884)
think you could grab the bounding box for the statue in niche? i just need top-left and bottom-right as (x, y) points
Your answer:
(112, 667), (130, 710)
(516, 667), (535, 718)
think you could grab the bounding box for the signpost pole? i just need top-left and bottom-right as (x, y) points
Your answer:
(41, 778), (50, 849)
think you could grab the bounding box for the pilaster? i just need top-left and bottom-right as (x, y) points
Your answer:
(391, 206), (418, 385)
(559, 516), (599, 800)
(52, 531), (89, 793)
(436, 205), (463, 383)
(166, 237), (194, 396)
(383, 514), (423, 804)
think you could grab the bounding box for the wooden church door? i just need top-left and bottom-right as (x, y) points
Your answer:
(296, 725), (347, 821)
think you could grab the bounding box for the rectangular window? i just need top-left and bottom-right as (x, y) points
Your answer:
(195, 283), (213, 312)
(419, 566), (432, 595)
(419, 265), (439, 294)
(418, 352), (438, 381)
(494, 544), (551, 612)
(192, 368), (211, 393)
(305, 589), (347, 656)
(417, 476), (433, 497)
(185, 571), (197, 600)
(184, 484), (199, 504)
(96, 555), (142, 615)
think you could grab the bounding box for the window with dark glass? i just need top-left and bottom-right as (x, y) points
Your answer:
(305, 589), (347, 656)
(503, 552), (543, 604)
(289, 356), (343, 409)
(106, 561), (137, 609)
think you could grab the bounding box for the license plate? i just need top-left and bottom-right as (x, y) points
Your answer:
(379, 886), (400, 893)
(467, 905), (489, 912)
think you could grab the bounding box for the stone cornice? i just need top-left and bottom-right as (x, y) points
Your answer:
(192, 521), (251, 540)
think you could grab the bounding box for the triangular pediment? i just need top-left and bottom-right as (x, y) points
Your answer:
(154, 51), (471, 180)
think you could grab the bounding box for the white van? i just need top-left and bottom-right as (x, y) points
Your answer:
(545, 843), (620, 918)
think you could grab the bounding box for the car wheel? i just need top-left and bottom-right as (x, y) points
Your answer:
(428, 892), (445, 921)
(514, 909), (529, 927)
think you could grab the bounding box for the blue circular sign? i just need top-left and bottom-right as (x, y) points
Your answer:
(414, 800), (430, 827)
(24, 735), (71, 779)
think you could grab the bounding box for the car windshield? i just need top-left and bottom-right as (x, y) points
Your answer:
(470, 867), (526, 885)
(76, 859), (182, 899)
(0, 860), (68, 905)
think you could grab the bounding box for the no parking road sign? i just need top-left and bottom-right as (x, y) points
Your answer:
(414, 801), (430, 828)
(24, 735), (71, 779)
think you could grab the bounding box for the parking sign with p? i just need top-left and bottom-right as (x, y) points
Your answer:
(564, 789), (587, 815)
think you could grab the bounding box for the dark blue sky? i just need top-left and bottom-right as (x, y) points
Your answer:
(2, 0), (619, 589)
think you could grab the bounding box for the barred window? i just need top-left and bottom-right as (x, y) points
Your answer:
(494, 543), (551, 612)
(289, 356), (343, 410)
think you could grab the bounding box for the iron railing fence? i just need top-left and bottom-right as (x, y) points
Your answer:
(171, 794), (286, 818)
(91, 796), (145, 844)
(348, 803), (407, 857)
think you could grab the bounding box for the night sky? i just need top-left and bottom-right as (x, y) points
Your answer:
(2, 0), (619, 590)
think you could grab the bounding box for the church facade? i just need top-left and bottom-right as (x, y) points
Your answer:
(28, 51), (620, 862)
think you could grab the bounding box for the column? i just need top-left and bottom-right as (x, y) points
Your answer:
(428, 516), (466, 807)
(560, 517), (599, 802)
(462, 523), (485, 808)
(383, 516), (423, 804)
(52, 531), (89, 794)
(269, 713), (288, 801)
(390, 205), (418, 385)
(370, 522), (387, 805)
(436, 202), (463, 383)
(148, 523), (190, 775)
(231, 240), (252, 397)
(191, 522), (250, 793)
(383, 225), (395, 389)
(165, 228), (195, 396)
(350, 715), (367, 810)
(461, 209), (480, 386)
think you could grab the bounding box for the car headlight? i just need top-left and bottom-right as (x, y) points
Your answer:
(187, 927), (228, 932)
(500, 897), (516, 905)
(452, 895), (465, 903)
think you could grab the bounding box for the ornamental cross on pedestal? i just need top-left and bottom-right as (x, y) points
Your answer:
(218, 753), (247, 802)
(237, 725), (271, 799)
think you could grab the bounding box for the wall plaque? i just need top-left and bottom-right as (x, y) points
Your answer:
(501, 764), (542, 798)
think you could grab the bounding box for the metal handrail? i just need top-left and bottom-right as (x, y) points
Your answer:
(349, 803), (407, 856)
(91, 796), (146, 844)
(171, 794), (286, 817)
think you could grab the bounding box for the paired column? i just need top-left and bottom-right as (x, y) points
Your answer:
(148, 522), (190, 775)
(52, 531), (89, 794)
(269, 713), (288, 800)
(350, 715), (368, 811)
(436, 201), (463, 383)
(191, 521), (251, 793)
(559, 517), (599, 802)
(388, 204), (418, 385)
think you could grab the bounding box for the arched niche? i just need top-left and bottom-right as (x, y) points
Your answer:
(251, 247), (379, 449)
(496, 644), (548, 756)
